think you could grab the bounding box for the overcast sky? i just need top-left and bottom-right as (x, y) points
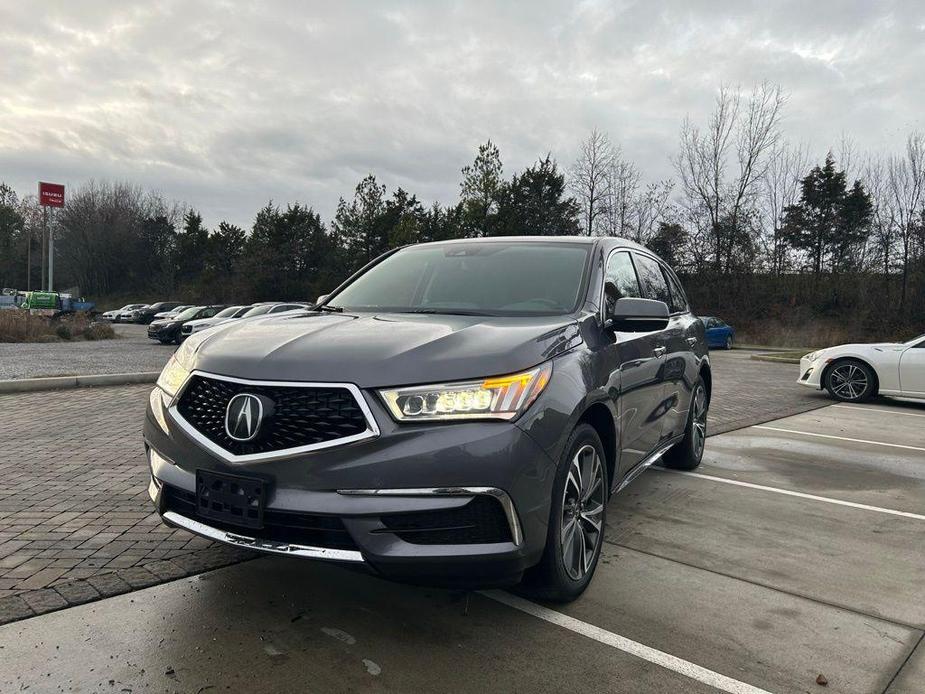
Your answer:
(1, 0), (923, 228)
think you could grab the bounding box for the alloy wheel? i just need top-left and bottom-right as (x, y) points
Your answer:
(691, 384), (707, 459)
(560, 444), (605, 581)
(829, 363), (868, 400)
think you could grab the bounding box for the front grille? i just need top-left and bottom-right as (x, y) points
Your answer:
(176, 375), (370, 456)
(162, 484), (359, 551)
(381, 496), (512, 545)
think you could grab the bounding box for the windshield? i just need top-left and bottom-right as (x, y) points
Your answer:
(241, 305), (274, 317)
(329, 242), (591, 316)
(214, 305), (244, 318)
(174, 306), (204, 321)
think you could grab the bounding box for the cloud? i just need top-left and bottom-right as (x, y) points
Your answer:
(0, 0), (923, 227)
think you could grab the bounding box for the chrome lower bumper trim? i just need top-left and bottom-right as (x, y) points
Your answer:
(336, 487), (524, 546)
(162, 511), (365, 563)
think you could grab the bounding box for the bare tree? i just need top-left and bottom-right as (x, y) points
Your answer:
(570, 129), (614, 235)
(761, 140), (810, 274)
(676, 82), (787, 272)
(887, 132), (925, 309)
(629, 180), (674, 246)
(601, 150), (639, 237)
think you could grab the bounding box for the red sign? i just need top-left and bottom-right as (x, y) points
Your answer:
(39, 182), (65, 208)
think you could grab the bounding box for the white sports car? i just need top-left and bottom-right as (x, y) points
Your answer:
(798, 334), (925, 402)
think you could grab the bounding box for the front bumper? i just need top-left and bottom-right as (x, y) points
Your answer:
(144, 391), (557, 588)
(148, 324), (179, 341)
(797, 356), (824, 389)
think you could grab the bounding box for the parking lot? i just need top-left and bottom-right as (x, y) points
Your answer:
(0, 357), (922, 693)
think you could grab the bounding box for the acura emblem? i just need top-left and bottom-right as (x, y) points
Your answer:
(225, 393), (264, 441)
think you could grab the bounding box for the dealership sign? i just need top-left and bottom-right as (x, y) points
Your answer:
(38, 182), (65, 207)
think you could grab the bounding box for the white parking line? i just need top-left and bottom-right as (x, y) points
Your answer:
(661, 470), (925, 522)
(482, 590), (774, 694)
(753, 425), (925, 452)
(832, 404), (925, 418)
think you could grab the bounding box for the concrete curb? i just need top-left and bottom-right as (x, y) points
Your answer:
(0, 371), (159, 394)
(749, 354), (802, 365)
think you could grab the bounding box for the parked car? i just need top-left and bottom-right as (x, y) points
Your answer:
(179, 303), (309, 340)
(701, 316), (735, 349)
(153, 304), (194, 320)
(114, 304), (149, 323)
(132, 302), (186, 325)
(179, 305), (250, 338)
(147, 305), (227, 344)
(145, 237), (710, 601)
(101, 304), (147, 322)
(799, 334), (925, 402)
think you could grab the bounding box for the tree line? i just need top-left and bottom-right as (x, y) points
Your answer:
(1, 82), (923, 341)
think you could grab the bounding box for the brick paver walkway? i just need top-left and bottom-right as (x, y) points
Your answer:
(0, 351), (827, 623)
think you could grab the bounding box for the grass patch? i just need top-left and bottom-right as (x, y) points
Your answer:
(0, 311), (116, 343)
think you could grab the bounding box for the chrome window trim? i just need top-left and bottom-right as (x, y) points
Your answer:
(167, 370), (380, 464)
(162, 511), (365, 563)
(336, 486), (523, 546)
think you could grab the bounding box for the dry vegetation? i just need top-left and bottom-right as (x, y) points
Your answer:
(0, 312), (115, 343)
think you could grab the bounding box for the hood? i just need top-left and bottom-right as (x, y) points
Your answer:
(190, 311), (582, 388)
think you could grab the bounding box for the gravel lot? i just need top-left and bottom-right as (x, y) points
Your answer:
(0, 324), (173, 380)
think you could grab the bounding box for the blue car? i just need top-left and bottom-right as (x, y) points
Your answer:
(701, 316), (735, 349)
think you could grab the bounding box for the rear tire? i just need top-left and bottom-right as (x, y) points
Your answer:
(662, 377), (708, 471)
(725, 335), (733, 350)
(522, 423), (608, 602)
(824, 359), (876, 402)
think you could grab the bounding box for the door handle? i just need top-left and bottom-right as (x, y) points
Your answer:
(686, 337), (697, 347)
(653, 346), (667, 357)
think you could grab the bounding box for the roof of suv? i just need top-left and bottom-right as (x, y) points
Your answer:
(411, 235), (651, 253)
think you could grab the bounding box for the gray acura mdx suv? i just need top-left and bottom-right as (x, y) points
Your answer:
(145, 237), (709, 601)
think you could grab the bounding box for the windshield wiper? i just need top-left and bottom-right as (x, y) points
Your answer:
(314, 304), (343, 313)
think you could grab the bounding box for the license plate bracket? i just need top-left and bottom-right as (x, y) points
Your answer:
(195, 469), (265, 529)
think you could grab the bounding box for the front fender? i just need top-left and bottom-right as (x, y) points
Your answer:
(516, 347), (617, 470)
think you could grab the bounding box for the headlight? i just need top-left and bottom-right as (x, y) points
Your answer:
(379, 362), (552, 422)
(804, 351), (820, 361)
(155, 354), (190, 398)
(155, 334), (201, 397)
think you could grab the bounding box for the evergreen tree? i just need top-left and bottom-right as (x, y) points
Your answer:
(333, 175), (390, 270)
(174, 210), (210, 287)
(782, 155), (872, 275)
(459, 140), (503, 236)
(494, 155), (580, 236)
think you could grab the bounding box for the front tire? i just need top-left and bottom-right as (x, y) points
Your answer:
(662, 377), (708, 471)
(824, 359), (876, 402)
(523, 423), (608, 602)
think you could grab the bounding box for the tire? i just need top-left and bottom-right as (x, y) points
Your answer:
(662, 377), (708, 471)
(522, 423), (608, 602)
(725, 335), (733, 350)
(824, 359), (876, 402)
(158, 339), (172, 345)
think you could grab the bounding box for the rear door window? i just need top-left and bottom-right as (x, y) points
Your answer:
(632, 253), (672, 306)
(661, 267), (689, 314)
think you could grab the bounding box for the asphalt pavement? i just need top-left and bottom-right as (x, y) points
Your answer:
(0, 324), (172, 380)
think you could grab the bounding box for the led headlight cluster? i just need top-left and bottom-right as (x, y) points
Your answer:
(155, 332), (204, 397)
(379, 362), (552, 422)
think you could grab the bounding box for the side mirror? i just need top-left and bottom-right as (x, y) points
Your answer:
(315, 294), (329, 307)
(605, 295), (670, 333)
